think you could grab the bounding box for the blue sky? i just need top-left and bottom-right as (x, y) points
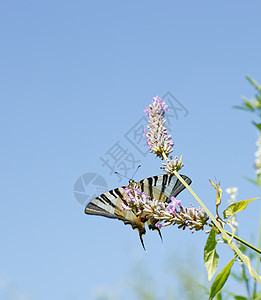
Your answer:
(0, 1), (261, 299)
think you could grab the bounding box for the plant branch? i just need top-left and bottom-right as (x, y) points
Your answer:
(168, 164), (261, 284)
(224, 230), (261, 255)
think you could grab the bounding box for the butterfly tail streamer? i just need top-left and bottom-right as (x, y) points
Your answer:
(139, 231), (147, 252)
(156, 227), (163, 243)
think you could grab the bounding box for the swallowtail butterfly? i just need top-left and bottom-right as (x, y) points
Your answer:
(85, 174), (192, 249)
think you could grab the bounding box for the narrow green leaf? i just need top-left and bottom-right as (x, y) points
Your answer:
(252, 121), (261, 131)
(225, 291), (248, 300)
(243, 176), (258, 185)
(209, 257), (236, 300)
(256, 174), (261, 187)
(204, 228), (219, 281)
(244, 102), (255, 110)
(223, 198), (259, 219)
(246, 75), (261, 92)
(232, 105), (249, 111)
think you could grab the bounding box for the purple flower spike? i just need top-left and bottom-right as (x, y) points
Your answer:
(121, 184), (209, 233)
(144, 96), (173, 159)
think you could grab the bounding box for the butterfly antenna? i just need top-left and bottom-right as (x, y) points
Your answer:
(114, 171), (130, 180)
(131, 164), (141, 179)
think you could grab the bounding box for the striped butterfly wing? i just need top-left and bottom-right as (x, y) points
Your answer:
(137, 174), (192, 203)
(85, 174), (192, 249)
(85, 186), (146, 246)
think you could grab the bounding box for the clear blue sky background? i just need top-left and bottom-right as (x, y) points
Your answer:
(1, 1), (261, 299)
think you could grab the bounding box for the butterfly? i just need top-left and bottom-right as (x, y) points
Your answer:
(85, 173), (192, 249)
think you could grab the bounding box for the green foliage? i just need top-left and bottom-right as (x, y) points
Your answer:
(223, 198), (259, 219)
(235, 76), (261, 186)
(243, 175), (261, 187)
(234, 76), (261, 116)
(257, 174), (261, 187)
(216, 293), (222, 300)
(93, 75), (261, 300)
(252, 122), (261, 131)
(206, 76), (261, 299)
(255, 291), (261, 299)
(246, 76), (261, 93)
(209, 257), (236, 300)
(233, 296), (248, 300)
(204, 228), (219, 281)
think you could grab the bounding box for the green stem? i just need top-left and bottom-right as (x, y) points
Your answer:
(167, 163), (261, 284)
(224, 230), (261, 255)
(254, 206), (261, 295)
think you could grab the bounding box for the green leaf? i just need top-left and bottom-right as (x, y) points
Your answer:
(232, 105), (249, 111)
(223, 198), (259, 219)
(216, 292), (222, 300)
(252, 121), (261, 131)
(256, 174), (261, 187)
(225, 291), (248, 300)
(246, 75), (261, 92)
(209, 257), (236, 300)
(243, 176), (258, 185)
(204, 228), (219, 281)
(244, 101), (255, 110)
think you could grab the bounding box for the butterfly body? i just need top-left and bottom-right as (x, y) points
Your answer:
(85, 174), (192, 249)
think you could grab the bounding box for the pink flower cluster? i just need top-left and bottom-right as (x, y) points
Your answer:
(121, 187), (209, 233)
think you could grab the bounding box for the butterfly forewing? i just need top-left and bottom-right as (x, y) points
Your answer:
(85, 186), (146, 236)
